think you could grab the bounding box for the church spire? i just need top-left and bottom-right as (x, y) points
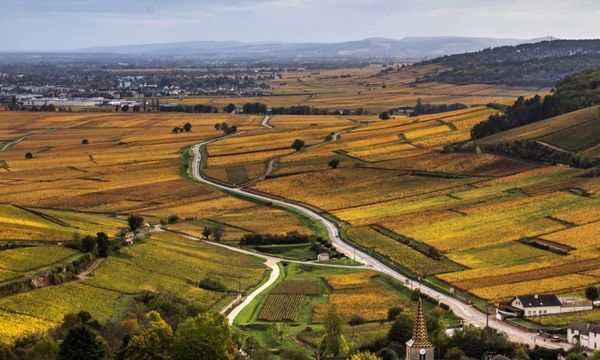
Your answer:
(409, 298), (433, 348)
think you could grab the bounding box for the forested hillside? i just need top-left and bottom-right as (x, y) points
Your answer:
(420, 40), (600, 86)
(471, 67), (600, 139)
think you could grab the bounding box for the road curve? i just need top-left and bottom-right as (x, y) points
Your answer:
(191, 138), (569, 349)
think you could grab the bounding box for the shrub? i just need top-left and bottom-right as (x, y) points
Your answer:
(25, 152), (33, 159)
(82, 139), (89, 145)
(198, 277), (227, 292)
(167, 215), (180, 224)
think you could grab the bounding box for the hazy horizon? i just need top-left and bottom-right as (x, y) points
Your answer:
(1, 0), (599, 52)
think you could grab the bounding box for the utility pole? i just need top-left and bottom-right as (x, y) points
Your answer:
(486, 303), (490, 329)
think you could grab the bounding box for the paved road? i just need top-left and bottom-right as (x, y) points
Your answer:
(191, 138), (570, 349)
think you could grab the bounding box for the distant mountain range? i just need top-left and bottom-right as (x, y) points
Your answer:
(76, 36), (552, 60)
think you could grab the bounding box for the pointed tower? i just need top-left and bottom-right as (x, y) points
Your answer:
(406, 299), (435, 360)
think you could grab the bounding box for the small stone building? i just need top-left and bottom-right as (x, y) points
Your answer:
(568, 322), (600, 350)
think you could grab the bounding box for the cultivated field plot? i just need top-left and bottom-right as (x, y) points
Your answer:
(272, 280), (322, 295)
(258, 294), (305, 321)
(313, 272), (403, 322)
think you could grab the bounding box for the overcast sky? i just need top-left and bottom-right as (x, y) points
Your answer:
(1, 0), (599, 51)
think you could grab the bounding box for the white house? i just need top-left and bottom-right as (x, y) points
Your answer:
(510, 294), (563, 317)
(317, 253), (330, 262)
(497, 294), (593, 319)
(568, 322), (600, 350)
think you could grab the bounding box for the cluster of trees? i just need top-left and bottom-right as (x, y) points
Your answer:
(172, 122), (193, 134)
(410, 99), (468, 117)
(242, 102), (268, 114)
(5, 104), (70, 112)
(201, 226), (224, 242)
(0, 292), (243, 360)
(480, 141), (599, 169)
(215, 122), (238, 135)
(152, 104), (218, 113)
(420, 39), (600, 86)
(239, 232), (319, 246)
(76, 232), (111, 258)
(270, 105), (369, 116)
(471, 68), (600, 139)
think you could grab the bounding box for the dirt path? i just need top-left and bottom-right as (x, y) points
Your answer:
(78, 258), (106, 280)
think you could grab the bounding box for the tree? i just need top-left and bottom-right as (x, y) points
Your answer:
(183, 123), (192, 132)
(443, 347), (465, 360)
(214, 123), (221, 131)
(387, 312), (413, 344)
(328, 159), (340, 169)
(0, 344), (17, 360)
(319, 305), (349, 358)
(212, 226), (223, 242)
(172, 313), (235, 360)
(377, 348), (399, 360)
(82, 139), (89, 145)
(127, 215), (144, 233)
(167, 215), (180, 224)
(223, 104), (236, 113)
(25, 152), (33, 159)
(351, 352), (382, 360)
(96, 232), (110, 258)
(58, 327), (105, 360)
(291, 139), (305, 151)
(132, 105), (141, 112)
(379, 111), (391, 120)
(202, 227), (211, 240)
(172, 127), (181, 134)
(348, 315), (365, 337)
(585, 286), (599, 302)
(81, 235), (97, 253)
(125, 311), (173, 360)
(387, 307), (402, 321)
(24, 337), (59, 360)
(279, 347), (310, 360)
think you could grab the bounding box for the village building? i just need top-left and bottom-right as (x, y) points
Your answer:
(317, 252), (330, 262)
(568, 322), (600, 350)
(496, 294), (592, 319)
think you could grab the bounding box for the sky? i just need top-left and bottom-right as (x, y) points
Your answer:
(1, 0), (600, 51)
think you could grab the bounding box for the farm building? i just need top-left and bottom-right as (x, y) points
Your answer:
(496, 294), (593, 319)
(317, 253), (330, 262)
(568, 322), (600, 350)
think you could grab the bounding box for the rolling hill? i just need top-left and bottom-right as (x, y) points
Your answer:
(419, 39), (600, 86)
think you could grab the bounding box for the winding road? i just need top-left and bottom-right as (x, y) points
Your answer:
(191, 135), (570, 349)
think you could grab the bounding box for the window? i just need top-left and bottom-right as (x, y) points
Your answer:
(419, 353), (427, 360)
